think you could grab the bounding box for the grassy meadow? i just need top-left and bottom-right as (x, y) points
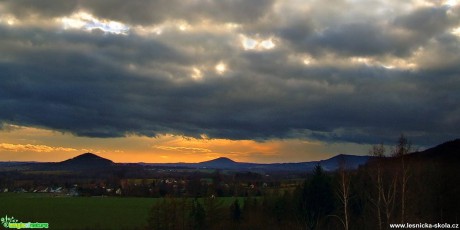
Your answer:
(0, 193), (243, 230)
(0, 193), (155, 229)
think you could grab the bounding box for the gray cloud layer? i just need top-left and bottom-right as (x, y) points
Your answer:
(1, 1), (460, 145)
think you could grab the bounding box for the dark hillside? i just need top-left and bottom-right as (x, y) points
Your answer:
(59, 153), (114, 167)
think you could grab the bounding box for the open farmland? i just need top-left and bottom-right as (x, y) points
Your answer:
(0, 193), (155, 230)
(0, 193), (244, 230)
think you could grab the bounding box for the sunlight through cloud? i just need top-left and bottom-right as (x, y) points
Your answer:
(444, 0), (459, 6)
(215, 62), (227, 75)
(60, 11), (129, 35)
(0, 15), (18, 26)
(260, 39), (275, 49)
(178, 22), (190, 31)
(240, 35), (276, 51)
(242, 36), (258, 50)
(0, 143), (77, 153)
(452, 27), (460, 37)
(191, 67), (203, 81)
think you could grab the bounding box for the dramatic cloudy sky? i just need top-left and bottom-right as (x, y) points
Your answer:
(1, 0), (459, 163)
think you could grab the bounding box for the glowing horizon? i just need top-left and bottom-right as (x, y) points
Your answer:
(0, 123), (363, 164)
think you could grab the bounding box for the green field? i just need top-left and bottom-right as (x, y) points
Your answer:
(0, 193), (155, 230)
(0, 193), (244, 230)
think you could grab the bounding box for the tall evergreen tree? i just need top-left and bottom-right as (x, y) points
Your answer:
(298, 165), (336, 230)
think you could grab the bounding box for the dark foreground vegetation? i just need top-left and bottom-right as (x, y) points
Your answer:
(0, 136), (459, 230)
(146, 136), (460, 230)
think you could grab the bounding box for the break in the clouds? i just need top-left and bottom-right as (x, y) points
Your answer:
(0, 143), (77, 153)
(1, 0), (460, 147)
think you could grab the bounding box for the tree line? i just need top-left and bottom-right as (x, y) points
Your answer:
(144, 135), (460, 230)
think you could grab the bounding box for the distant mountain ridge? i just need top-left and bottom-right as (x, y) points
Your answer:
(142, 154), (372, 172)
(1, 139), (458, 172)
(142, 139), (459, 171)
(59, 152), (114, 168)
(198, 157), (239, 168)
(21, 153), (116, 171)
(60, 152), (113, 164)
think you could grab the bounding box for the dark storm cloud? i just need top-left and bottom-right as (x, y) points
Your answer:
(309, 23), (403, 56)
(0, 1), (460, 146)
(0, 25), (192, 137)
(2, 0), (79, 18)
(2, 0), (275, 25)
(278, 5), (459, 58)
(394, 6), (453, 36)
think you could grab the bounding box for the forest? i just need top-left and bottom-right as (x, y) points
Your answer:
(144, 136), (460, 230)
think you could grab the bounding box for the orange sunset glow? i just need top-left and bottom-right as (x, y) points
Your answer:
(0, 124), (353, 163)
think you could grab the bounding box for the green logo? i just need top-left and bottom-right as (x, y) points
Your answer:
(1, 215), (48, 229)
(1, 216), (18, 228)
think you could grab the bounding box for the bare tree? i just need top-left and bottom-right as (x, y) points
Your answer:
(393, 134), (411, 224)
(382, 173), (397, 229)
(369, 143), (385, 230)
(337, 156), (350, 230)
